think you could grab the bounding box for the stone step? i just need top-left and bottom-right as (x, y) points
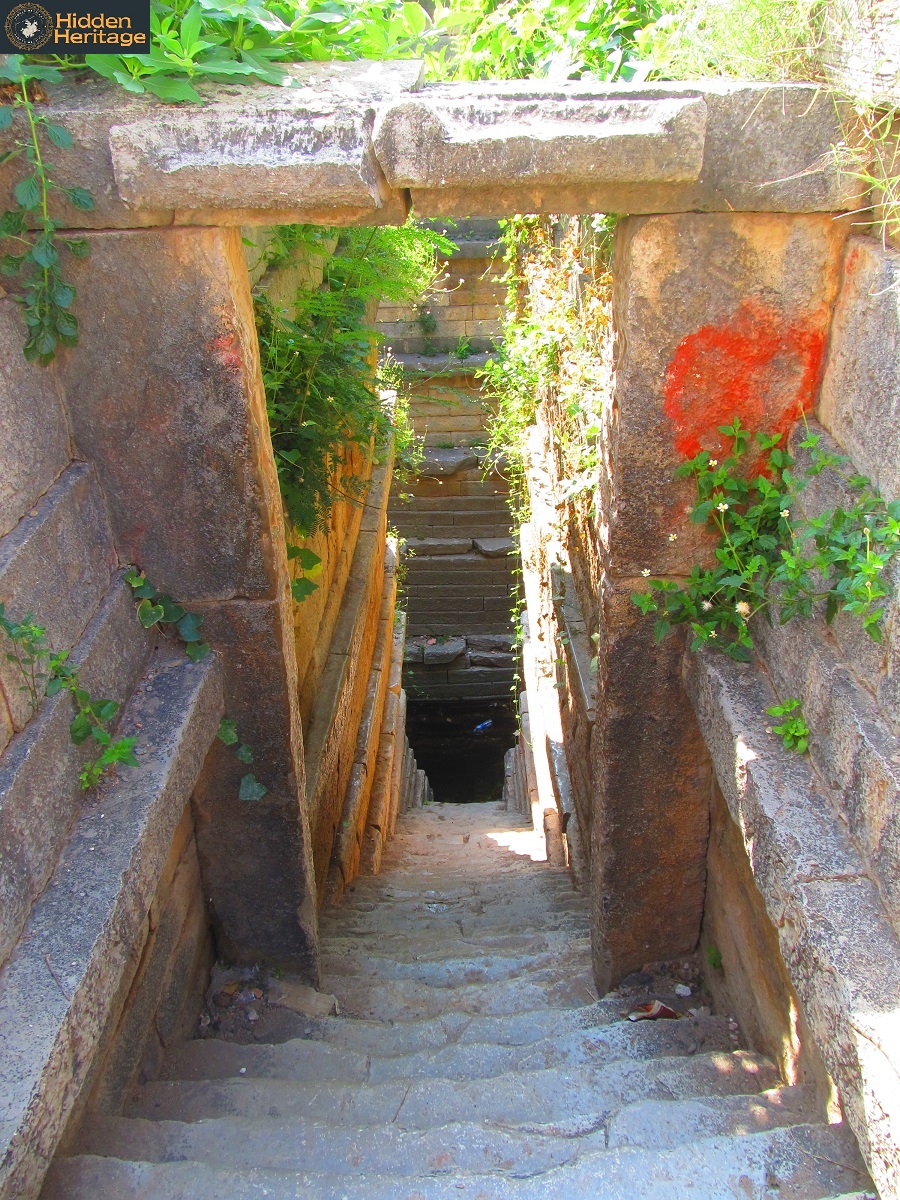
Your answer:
(317, 912), (591, 939)
(322, 965), (599, 1020)
(127, 1051), (779, 1129)
(45, 1122), (867, 1199)
(160, 1015), (736, 1086)
(74, 1087), (819, 1176)
(316, 930), (591, 962)
(318, 944), (593, 987)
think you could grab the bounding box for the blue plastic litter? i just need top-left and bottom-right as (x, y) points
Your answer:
(473, 720), (493, 734)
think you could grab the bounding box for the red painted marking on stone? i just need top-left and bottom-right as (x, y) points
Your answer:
(212, 331), (243, 370)
(663, 298), (827, 461)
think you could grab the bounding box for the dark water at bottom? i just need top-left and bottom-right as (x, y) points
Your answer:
(405, 699), (518, 804)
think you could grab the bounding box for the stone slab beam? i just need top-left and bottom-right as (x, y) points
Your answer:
(0, 73), (860, 228)
(375, 82), (860, 218)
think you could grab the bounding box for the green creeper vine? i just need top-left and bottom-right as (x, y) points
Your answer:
(0, 56), (93, 365)
(632, 417), (900, 749)
(0, 602), (137, 789)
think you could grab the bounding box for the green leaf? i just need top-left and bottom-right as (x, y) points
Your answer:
(0, 208), (24, 236)
(217, 716), (239, 745)
(14, 175), (40, 210)
(137, 598), (165, 627)
(1, 253), (24, 276)
(0, 107), (13, 132)
(51, 281), (75, 308)
(239, 772), (268, 802)
(290, 577), (318, 602)
(45, 123), (73, 150)
(157, 595), (185, 624)
(91, 725), (112, 745)
(296, 548), (322, 571)
(235, 742), (254, 764)
(31, 236), (58, 268)
(185, 641), (211, 662)
(66, 238), (91, 259)
(143, 75), (202, 103)
(96, 699), (119, 722)
(70, 712), (92, 744)
(67, 187), (95, 213)
(176, 611), (204, 641)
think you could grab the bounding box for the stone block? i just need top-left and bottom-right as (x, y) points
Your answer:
(423, 637), (467, 665)
(610, 211), (848, 577)
(467, 634), (515, 651)
(417, 448), (479, 477)
(390, 83), (857, 217)
(60, 227), (281, 603)
(375, 86), (707, 190)
(468, 650), (516, 669)
(0, 649), (222, 1200)
(685, 648), (900, 1199)
(474, 536), (515, 557)
(0, 577), (153, 972)
(0, 463), (115, 731)
(818, 236), (900, 502)
(189, 598), (318, 971)
(0, 302), (70, 540)
(404, 537), (473, 556)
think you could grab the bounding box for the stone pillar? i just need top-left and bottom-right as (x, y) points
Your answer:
(60, 227), (319, 977)
(591, 212), (848, 991)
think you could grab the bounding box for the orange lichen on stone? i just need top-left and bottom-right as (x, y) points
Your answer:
(663, 297), (828, 460)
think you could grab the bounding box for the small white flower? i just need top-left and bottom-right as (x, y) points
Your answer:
(717, 502), (729, 512)
(641, 569), (651, 577)
(735, 601), (751, 617)
(701, 601), (713, 612)
(668, 533), (678, 542)
(780, 509), (790, 519)
(709, 458), (718, 467)
(709, 630), (717, 639)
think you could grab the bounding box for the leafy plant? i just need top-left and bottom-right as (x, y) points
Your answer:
(631, 418), (900, 665)
(257, 219), (452, 535)
(0, 602), (137, 789)
(216, 716), (268, 801)
(124, 568), (211, 661)
(766, 697), (810, 753)
(286, 542), (322, 602)
(705, 943), (723, 970)
(0, 56), (93, 365)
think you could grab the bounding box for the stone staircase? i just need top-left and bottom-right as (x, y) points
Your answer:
(44, 802), (872, 1199)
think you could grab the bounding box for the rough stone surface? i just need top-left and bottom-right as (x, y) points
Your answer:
(0, 577), (152, 974)
(0, 302), (70, 540)
(610, 211), (848, 577)
(474, 536), (514, 557)
(417, 449), (479, 477)
(391, 83), (858, 217)
(685, 649), (900, 1199)
(423, 636), (467, 665)
(375, 87), (708, 189)
(404, 537), (473, 556)
(818, 236), (900, 502)
(46, 803), (869, 1200)
(60, 228), (281, 602)
(0, 649), (222, 1200)
(0, 463), (115, 730)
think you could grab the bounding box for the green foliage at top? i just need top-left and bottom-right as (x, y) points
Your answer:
(0, 56), (93, 365)
(256, 220), (453, 536)
(631, 417), (900, 663)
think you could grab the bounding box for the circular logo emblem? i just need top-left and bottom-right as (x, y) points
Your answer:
(5, 2), (52, 50)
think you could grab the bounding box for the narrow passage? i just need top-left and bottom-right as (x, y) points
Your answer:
(47, 803), (867, 1198)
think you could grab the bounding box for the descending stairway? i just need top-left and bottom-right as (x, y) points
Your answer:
(45, 801), (872, 1199)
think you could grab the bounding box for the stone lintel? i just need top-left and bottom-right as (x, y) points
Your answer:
(0, 74), (860, 228)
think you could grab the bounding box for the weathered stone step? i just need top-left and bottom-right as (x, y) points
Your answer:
(322, 964), (598, 1019)
(73, 1114), (608, 1177)
(127, 1051), (778, 1129)
(318, 913), (591, 939)
(161, 1015), (735, 1086)
(75, 1087), (818, 1177)
(318, 944), (592, 987)
(45, 1122), (867, 1199)
(318, 930), (591, 963)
